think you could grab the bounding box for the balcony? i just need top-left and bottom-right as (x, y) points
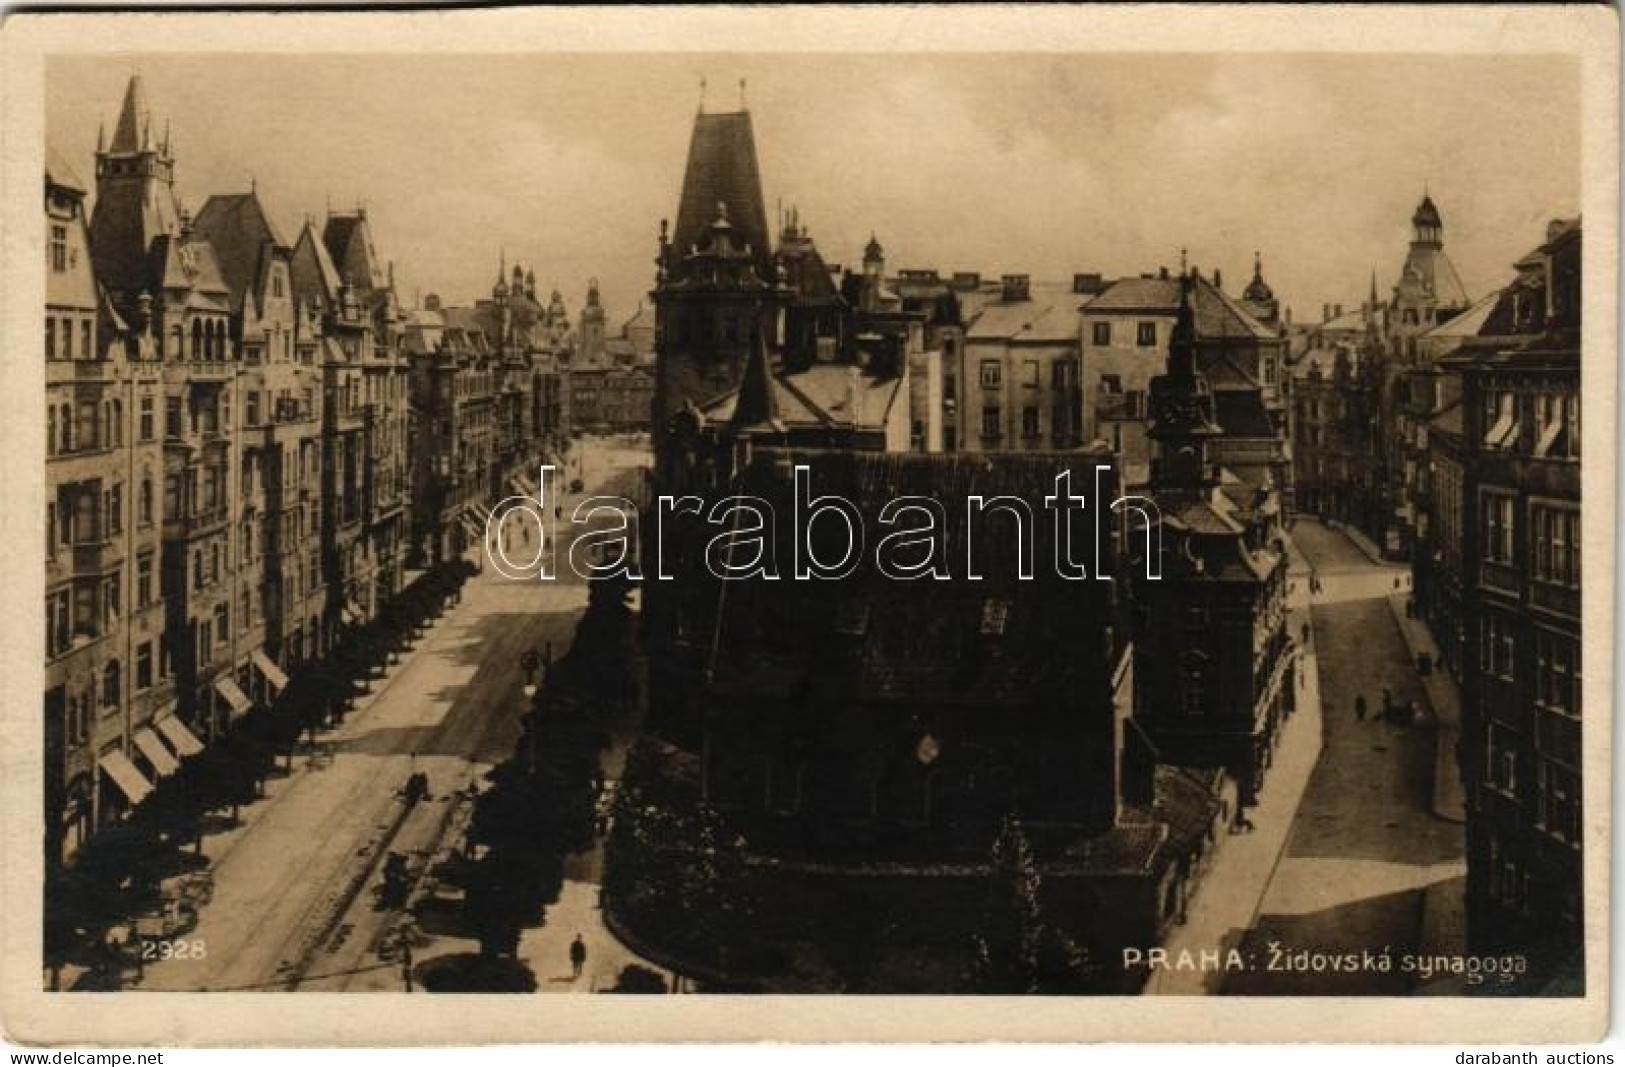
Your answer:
(71, 537), (122, 574)
(163, 507), (229, 541)
(182, 360), (233, 382)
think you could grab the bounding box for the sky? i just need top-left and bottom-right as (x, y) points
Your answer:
(47, 53), (1580, 330)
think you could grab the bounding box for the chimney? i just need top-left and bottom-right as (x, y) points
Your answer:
(424, 293), (442, 312)
(1001, 274), (1030, 302)
(1335, 304), (1343, 319)
(1158, 266), (1169, 281)
(1213, 268), (1223, 289)
(1322, 303), (1331, 322)
(1072, 272), (1105, 295)
(951, 271), (981, 291)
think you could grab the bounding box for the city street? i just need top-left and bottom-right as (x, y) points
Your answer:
(140, 439), (651, 992)
(1222, 519), (1466, 994)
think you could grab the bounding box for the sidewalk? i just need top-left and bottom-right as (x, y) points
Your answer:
(1384, 593), (1466, 823)
(1148, 566), (1324, 993)
(1339, 521), (1393, 569)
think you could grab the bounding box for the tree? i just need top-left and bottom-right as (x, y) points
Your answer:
(969, 816), (1095, 994)
(606, 963), (667, 993)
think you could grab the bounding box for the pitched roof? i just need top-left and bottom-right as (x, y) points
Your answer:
(673, 110), (773, 281)
(966, 282), (1084, 342)
(1213, 388), (1277, 437)
(290, 221), (343, 310)
(1086, 274), (1278, 341)
(322, 212), (384, 290)
(700, 361), (902, 432)
(45, 141), (85, 194)
(109, 75), (151, 155)
(191, 192), (289, 310)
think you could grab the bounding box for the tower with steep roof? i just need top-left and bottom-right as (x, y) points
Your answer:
(90, 74), (181, 305)
(652, 103), (790, 478)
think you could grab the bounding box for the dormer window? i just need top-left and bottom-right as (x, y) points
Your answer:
(979, 597), (1010, 636)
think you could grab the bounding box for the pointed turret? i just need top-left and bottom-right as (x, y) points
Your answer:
(672, 107), (772, 281)
(109, 74), (149, 154)
(730, 327), (781, 433)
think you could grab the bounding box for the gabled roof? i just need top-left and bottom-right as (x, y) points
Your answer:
(192, 192), (289, 312)
(701, 361), (902, 433)
(45, 141), (86, 195)
(323, 212), (384, 291)
(1085, 274), (1278, 341)
(290, 221), (343, 310)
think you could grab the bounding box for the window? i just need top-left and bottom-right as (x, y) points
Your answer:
(979, 360), (1002, 389)
(135, 642), (153, 691)
(137, 554), (153, 608)
(1092, 321), (1112, 346)
(82, 320), (93, 361)
(246, 391), (260, 427)
(1099, 374), (1122, 394)
(103, 573), (120, 625)
(106, 483), (122, 536)
(1021, 407), (1040, 438)
(981, 406), (1001, 439)
(139, 396), (155, 441)
(1486, 722), (1519, 795)
(1136, 322), (1157, 347)
(1483, 390), (1519, 450)
(1531, 504), (1579, 587)
(193, 549), (204, 592)
(215, 603), (230, 647)
(1535, 758), (1580, 844)
(1023, 360), (1040, 389)
(1533, 393), (1576, 459)
(50, 226), (67, 272)
(1263, 356), (1277, 385)
(139, 477), (153, 524)
(1534, 630), (1580, 717)
(1480, 613), (1515, 680)
(1124, 390), (1147, 420)
(166, 397), (182, 438)
(101, 660), (121, 709)
(1481, 491), (1514, 564)
(45, 318), (56, 360)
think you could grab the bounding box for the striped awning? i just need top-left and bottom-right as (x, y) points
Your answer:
(214, 675), (252, 717)
(251, 648), (290, 694)
(98, 749), (154, 806)
(133, 728), (180, 777)
(156, 715), (204, 757)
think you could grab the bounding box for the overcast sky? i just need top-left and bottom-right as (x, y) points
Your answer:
(48, 53), (1579, 329)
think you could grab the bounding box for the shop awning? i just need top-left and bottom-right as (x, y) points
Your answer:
(507, 476), (530, 498)
(251, 648), (290, 694)
(98, 749), (154, 806)
(214, 675), (252, 718)
(459, 514), (484, 541)
(156, 715), (204, 757)
(133, 728), (180, 778)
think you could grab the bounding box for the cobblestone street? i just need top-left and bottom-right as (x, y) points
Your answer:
(1222, 520), (1466, 994)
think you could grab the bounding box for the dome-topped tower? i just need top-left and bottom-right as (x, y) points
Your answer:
(1412, 193), (1443, 247)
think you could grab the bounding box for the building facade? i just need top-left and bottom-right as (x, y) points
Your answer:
(1441, 218), (1582, 991)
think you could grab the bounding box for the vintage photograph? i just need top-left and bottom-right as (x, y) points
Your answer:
(9, 6), (1612, 1043)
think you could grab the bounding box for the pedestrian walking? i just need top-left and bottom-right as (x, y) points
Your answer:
(569, 934), (587, 980)
(1354, 694), (1367, 721)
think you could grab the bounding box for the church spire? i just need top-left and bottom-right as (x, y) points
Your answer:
(109, 74), (149, 154)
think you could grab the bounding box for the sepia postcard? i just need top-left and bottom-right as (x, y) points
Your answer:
(0, 3), (1616, 1047)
